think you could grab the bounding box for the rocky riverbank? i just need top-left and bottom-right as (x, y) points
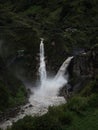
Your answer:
(0, 107), (21, 122)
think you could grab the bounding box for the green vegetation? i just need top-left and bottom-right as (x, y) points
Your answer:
(0, 80), (27, 112)
(8, 85), (27, 108)
(0, 0), (98, 129)
(0, 58), (27, 112)
(0, 0), (98, 78)
(0, 0), (98, 55)
(6, 78), (98, 130)
(0, 55), (27, 112)
(0, 0), (97, 88)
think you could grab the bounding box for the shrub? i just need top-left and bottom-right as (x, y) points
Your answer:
(48, 105), (73, 126)
(11, 116), (35, 130)
(88, 94), (98, 108)
(48, 105), (64, 117)
(10, 114), (62, 130)
(80, 80), (98, 97)
(58, 111), (74, 125)
(67, 96), (88, 114)
(8, 85), (27, 107)
(34, 114), (62, 130)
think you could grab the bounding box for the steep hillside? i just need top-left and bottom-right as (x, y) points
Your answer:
(0, 56), (27, 114)
(0, 0), (98, 79)
(0, 0), (98, 128)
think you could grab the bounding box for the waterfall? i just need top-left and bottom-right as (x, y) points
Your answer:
(39, 38), (47, 86)
(0, 39), (73, 130)
(55, 56), (73, 79)
(33, 39), (73, 98)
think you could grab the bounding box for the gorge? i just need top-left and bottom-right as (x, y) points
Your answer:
(0, 39), (73, 130)
(0, 0), (98, 130)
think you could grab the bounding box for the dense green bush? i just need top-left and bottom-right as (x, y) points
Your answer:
(80, 80), (98, 96)
(10, 116), (35, 130)
(0, 0), (98, 129)
(88, 94), (98, 108)
(8, 85), (27, 108)
(58, 111), (73, 125)
(7, 87), (98, 130)
(48, 106), (73, 125)
(10, 115), (62, 130)
(67, 96), (88, 113)
(34, 115), (62, 130)
(0, 80), (27, 111)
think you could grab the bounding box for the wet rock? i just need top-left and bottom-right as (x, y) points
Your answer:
(60, 45), (98, 96)
(69, 44), (98, 92)
(21, 109), (25, 114)
(0, 106), (21, 122)
(29, 104), (33, 107)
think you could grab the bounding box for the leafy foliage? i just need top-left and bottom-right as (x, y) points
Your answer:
(67, 96), (88, 114)
(0, 0), (98, 78)
(7, 72), (98, 130)
(0, 82), (27, 112)
(0, 0), (98, 129)
(0, 57), (27, 111)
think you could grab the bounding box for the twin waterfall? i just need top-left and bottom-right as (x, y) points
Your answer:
(39, 38), (73, 86)
(29, 39), (73, 105)
(0, 39), (73, 130)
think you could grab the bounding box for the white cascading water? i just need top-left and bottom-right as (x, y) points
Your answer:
(55, 56), (73, 79)
(0, 38), (73, 130)
(39, 38), (47, 87)
(29, 39), (73, 105)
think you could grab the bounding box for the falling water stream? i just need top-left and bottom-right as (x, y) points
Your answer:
(39, 38), (47, 87)
(0, 39), (73, 130)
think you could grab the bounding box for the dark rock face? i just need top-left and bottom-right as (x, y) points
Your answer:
(0, 56), (23, 93)
(69, 44), (98, 92)
(0, 55), (27, 113)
